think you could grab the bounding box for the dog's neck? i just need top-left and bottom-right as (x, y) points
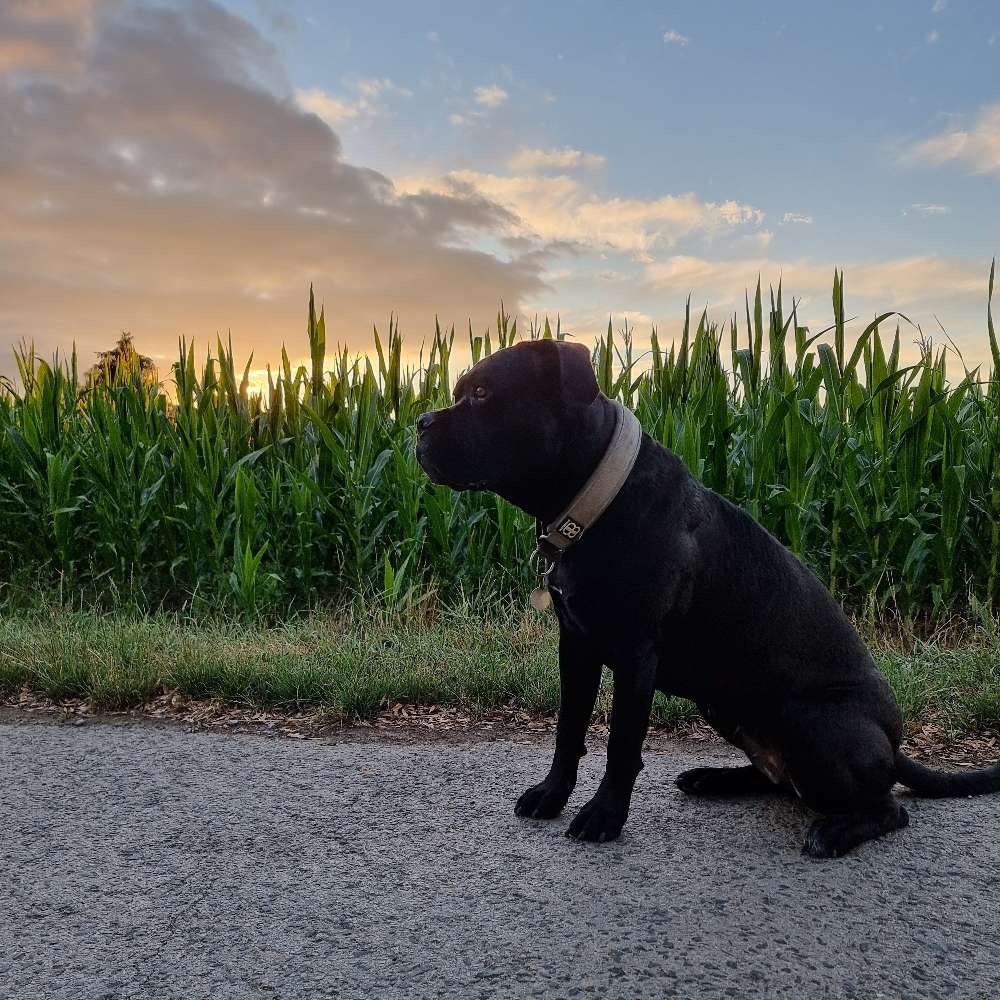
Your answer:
(500, 395), (620, 526)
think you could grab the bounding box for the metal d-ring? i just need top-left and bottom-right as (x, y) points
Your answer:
(531, 549), (565, 602)
(529, 548), (554, 581)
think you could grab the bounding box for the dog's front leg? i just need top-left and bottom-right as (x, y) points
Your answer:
(566, 641), (657, 843)
(514, 628), (602, 820)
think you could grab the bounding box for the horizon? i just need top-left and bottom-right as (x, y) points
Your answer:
(7, 271), (996, 402)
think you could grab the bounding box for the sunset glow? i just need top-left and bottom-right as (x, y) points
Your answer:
(2, 0), (998, 379)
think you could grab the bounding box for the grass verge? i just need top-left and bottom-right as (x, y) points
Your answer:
(1, 606), (998, 738)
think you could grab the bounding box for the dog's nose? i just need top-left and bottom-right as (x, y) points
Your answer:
(416, 411), (436, 433)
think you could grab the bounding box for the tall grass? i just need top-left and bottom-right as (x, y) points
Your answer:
(1, 267), (998, 623)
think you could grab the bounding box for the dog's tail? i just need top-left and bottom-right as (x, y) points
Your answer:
(894, 751), (1000, 798)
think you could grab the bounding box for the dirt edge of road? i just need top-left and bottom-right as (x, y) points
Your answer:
(3, 692), (999, 769)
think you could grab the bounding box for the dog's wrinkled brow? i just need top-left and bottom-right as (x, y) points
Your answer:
(453, 363), (483, 401)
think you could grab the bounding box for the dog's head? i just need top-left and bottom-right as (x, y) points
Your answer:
(415, 340), (599, 498)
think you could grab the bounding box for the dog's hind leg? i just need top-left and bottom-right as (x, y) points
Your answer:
(675, 765), (785, 796)
(678, 701), (789, 796)
(783, 704), (909, 859)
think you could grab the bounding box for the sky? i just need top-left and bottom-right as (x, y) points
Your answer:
(1, 0), (998, 384)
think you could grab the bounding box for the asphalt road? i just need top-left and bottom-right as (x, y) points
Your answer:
(1, 720), (998, 1000)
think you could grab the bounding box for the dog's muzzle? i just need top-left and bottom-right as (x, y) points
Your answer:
(415, 409), (450, 483)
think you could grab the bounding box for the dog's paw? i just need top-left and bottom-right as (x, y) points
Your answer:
(801, 817), (858, 859)
(801, 806), (909, 859)
(565, 795), (626, 843)
(675, 765), (783, 797)
(674, 767), (722, 795)
(514, 779), (572, 820)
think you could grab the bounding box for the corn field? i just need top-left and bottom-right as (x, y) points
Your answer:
(1, 267), (998, 622)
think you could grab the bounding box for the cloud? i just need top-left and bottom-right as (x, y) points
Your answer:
(634, 255), (994, 369)
(295, 88), (359, 125)
(473, 84), (508, 108)
(398, 170), (765, 263)
(426, 30), (439, 44)
(0, 0), (545, 369)
(0, 0), (103, 73)
(901, 101), (1000, 174)
(781, 212), (813, 224)
(448, 83), (510, 128)
(927, 30), (940, 44)
(932, 0), (946, 12)
(0, 37), (57, 72)
(663, 30), (689, 46)
(621, 310), (654, 327)
(508, 147), (606, 173)
(643, 255), (984, 306)
(295, 77), (411, 126)
(908, 203), (950, 216)
(736, 230), (774, 251)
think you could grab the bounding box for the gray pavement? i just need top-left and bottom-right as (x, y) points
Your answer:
(1, 719), (998, 1000)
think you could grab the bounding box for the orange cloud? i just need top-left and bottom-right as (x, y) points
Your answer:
(643, 255), (986, 308)
(398, 170), (764, 263)
(0, 0), (544, 375)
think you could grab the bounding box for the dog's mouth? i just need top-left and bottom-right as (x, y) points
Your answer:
(416, 443), (486, 492)
(415, 444), (447, 484)
(415, 440), (438, 476)
(425, 469), (488, 491)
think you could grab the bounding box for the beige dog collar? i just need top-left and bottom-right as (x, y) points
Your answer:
(530, 399), (643, 609)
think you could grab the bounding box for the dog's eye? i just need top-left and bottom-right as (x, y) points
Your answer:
(472, 385), (488, 400)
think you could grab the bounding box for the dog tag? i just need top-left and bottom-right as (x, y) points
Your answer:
(529, 586), (552, 611)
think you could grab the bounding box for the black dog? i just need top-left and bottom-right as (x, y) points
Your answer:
(415, 339), (1000, 857)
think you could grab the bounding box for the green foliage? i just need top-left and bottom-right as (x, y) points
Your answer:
(0, 268), (998, 621)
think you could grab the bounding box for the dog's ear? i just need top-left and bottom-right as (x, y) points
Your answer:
(556, 341), (599, 406)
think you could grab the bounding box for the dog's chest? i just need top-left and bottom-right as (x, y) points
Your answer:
(548, 564), (614, 638)
(549, 575), (586, 633)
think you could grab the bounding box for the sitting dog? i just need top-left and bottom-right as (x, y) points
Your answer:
(415, 339), (1000, 857)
